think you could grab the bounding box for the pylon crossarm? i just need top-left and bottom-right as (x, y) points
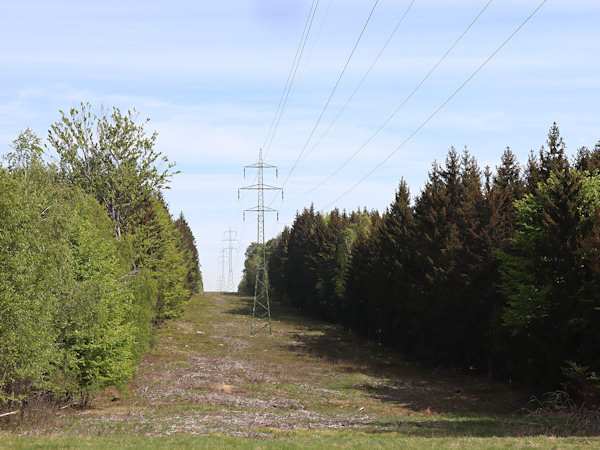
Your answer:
(239, 184), (260, 191)
(240, 185), (281, 192)
(244, 207), (278, 214)
(245, 162), (277, 170)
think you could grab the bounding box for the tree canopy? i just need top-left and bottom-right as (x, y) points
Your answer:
(0, 106), (201, 409)
(254, 123), (600, 398)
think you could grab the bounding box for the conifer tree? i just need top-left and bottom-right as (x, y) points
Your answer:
(495, 147), (523, 197)
(574, 141), (600, 172)
(370, 180), (416, 347)
(539, 122), (570, 179)
(344, 215), (381, 336)
(285, 206), (318, 312)
(174, 212), (202, 292)
(249, 123), (600, 390)
(525, 149), (541, 194)
(312, 209), (348, 320)
(412, 153), (460, 363)
(268, 226), (290, 302)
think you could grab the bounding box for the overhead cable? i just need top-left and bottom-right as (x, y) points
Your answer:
(297, 0), (416, 168)
(278, 0), (380, 191)
(296, 0), (493, 201)
(324, 0), (547, 210)
(262, 0), (320, 159)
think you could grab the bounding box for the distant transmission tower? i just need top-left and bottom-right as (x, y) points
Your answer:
(218, 249), (226, 292)
(239, 148), (282, 335)
(222, 227), (238, 292)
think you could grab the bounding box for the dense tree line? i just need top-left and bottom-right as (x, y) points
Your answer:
(260, 123), (600, 396)
(0, 104), (202, 411)
(238, 242), (273, 296)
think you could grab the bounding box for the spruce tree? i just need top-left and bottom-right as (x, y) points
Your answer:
(285, 206), (318, 312)
(344, 215), (381, 337)
(525, 149), (541, 194)
(413, 154), (459, 363)
(268, 226), (290, 303)
(574, 142), (600, 172)
(372, 179), (416, 347)
(539, 122), (570, 180)
(174, 212), (202, 292)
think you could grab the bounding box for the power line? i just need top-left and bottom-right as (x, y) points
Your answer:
(295, 0), (494, 202)
(324, 0), (547, 210)
(263, 0), (320, 160)
(231, 0), (311, 290)
(278, 0), (380, 192)
(297, 0), (416, 168)
(228, 0), (316, 292)
(291, 0), (334, 99)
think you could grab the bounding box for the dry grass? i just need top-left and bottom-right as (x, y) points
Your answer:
(3, 291), (600, 444)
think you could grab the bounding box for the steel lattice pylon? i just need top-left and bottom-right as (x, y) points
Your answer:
(239, 148), (282, 335)
(217, 249), (226, 292)
(222, 227), (238, 292)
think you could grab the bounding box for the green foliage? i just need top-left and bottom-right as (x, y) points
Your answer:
(0, 106), (202, 408)
(562, 362), (600, 402)
(268, 227), (290, 301)
(146, 198), (190, 321)
(238, 243), (257, 295)
(574, 141), (600, 172)
(48, 102), (178, 237)
(175, 212), (203, 293)
(283, 206), (319, 309)
(238, 241), (273, 296)
(0, 168), (60, 401)
(0, 165), (136, 402)
(3, 128), (44, 174)
(127, 268), (158, 362)
(56, 192), (137, 397)
(268, 205), (377, 325)
(251, 123), (600, 393)
(498, 170), (600, 385)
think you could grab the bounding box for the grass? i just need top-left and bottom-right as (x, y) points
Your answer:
(1, 291), (599, 447)
(1, 433), (600, 449)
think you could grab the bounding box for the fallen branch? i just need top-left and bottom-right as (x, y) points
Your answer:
(0, 410), (18, 418)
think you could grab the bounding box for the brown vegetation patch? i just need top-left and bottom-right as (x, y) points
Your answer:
(213, 384), (235, 394)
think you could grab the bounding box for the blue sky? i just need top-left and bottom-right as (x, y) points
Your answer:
(1, 0), (599, 291)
